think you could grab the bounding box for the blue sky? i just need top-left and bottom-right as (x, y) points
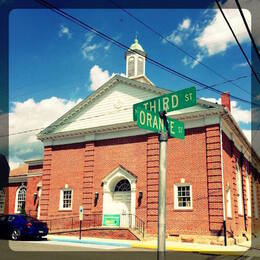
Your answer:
(8, 6), (255, 168)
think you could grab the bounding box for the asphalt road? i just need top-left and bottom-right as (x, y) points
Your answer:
(0, 239), (258, 260)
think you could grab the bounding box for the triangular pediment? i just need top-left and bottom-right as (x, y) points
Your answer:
(37, 75), (221, 139)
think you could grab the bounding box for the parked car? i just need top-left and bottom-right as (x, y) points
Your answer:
(0, 214), (48, 240)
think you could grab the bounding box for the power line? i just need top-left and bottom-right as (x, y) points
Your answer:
(109, 0), (251, 96)
(34, 0), (259, 108)
(215, 0), (260, 85)
(1, 106), (133, 138)
(235, 0), (260, 62)
(197, 75), (248, 92)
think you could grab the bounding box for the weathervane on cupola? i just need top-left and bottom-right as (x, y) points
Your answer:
(125, 36), (154, 85)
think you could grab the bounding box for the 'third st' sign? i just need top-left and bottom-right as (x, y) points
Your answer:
(133, 86), (196, 121)
(136, 107), (185, 139)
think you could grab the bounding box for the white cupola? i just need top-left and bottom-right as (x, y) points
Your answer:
(125, 37), (154, 85)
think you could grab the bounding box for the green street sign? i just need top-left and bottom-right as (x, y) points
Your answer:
(136, 107), (185, 139)
(133, 86), (196, 121)
(103, 214), (120, 227)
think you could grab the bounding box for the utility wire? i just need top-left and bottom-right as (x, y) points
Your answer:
(235, 0), (260, 62)
(109, 0), (251, 96)
(197, 75), (248, 91)
(34, 0), (259, 108)
(215, 0), (260, 85)
(1, 106), (134, 138)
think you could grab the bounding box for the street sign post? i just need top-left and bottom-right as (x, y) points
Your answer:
(133, 86), (196, 121)
(133, 86), (197, 260)
(79, 206), (83, 240)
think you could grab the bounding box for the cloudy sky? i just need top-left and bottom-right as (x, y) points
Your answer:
(8, 1), (259, 168)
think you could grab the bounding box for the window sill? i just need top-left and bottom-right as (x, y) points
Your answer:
(59, 209), (72, 212)
(227, 217), (232, 220)
(174, 208), (193, 212)
(238, 214), (244, 217)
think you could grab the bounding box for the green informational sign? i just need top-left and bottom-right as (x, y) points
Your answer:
(103, 214), (120, 227)
(136, 107), (185, 139)
(133, 86), (196, 121)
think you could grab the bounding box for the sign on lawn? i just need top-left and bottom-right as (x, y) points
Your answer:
(133, 86), (196, 121)
(103, 214), (120, 227)
(136, 107), (185, 139)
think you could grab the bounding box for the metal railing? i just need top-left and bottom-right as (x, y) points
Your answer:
(44, 213), (145, 238)
(46, 213), (103, 232)
(121, 213), (145, 238)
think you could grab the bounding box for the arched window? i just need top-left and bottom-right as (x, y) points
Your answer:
(15, 186), (26, 213)
(114, 179), (131, 192)
(137, 57), (144, 75)
(0, 189), (5, 214)
(128, 56), (135, 77)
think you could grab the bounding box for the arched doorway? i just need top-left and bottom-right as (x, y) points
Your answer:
(102, 166), (136, 227)
(113, 179), (131, 226)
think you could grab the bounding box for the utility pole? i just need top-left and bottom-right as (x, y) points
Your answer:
(157, 111), (168, 260)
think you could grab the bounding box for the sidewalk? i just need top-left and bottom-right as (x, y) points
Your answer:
(47, 234), (260, 257)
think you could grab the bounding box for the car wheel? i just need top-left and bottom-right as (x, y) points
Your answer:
(11, 229), (21, 240)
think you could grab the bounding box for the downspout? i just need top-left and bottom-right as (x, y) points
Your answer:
(240, 152), (247, 232)
(220, 118), (227, 246)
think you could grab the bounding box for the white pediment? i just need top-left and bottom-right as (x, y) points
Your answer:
(53, 81), (160, 133)
(39, 75), (221, 138)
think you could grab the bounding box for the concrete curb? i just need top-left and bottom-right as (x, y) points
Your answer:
(49, 236), (132, 248)
(130, 242), (250, 256)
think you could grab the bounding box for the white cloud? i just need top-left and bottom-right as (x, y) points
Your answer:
(200, 97), (251, 124)
(242, 129), (251, 143)
(163, 18), (194, 46)
(89, 65), (125, 91)
(178, 18), (191, 30)
(191, 53), (204, 68)
(163, 31), (182, 46)
(233, 62), (248, 69)
(242, 129), (260, 156)
(195, 9), (251, 56)
(182, 53), (204, 68)
(58, 25), (72, 39)
(89, 65), (110, 91)
(182, 56), (190, 66)
(81, 33), (101, 60)
(9, 97), (82, 168)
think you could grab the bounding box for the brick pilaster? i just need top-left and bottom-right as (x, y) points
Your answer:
(40, 146), (52, 220)
(82, 142), (95, 214)
(206, 125), (224, 232)
(146, 135), (159, 233)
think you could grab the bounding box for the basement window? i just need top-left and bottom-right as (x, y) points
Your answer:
(174, 184), (192, 210)
(60, 189), (73, 210)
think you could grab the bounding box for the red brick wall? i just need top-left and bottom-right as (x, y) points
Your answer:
(46, 143), (85, 219)
(92, 135), (148, 223)
(165, 126), (210, 236)
(222, 131), (260, 237)
(40, 124), (258, 239)
(25, 175), (41, 218)
(5, 183), (22, 214)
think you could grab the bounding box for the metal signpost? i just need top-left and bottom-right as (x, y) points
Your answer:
(79, 205), (83, 240)
(133, 87), (196, 260)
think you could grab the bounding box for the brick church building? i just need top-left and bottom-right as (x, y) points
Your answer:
(2, 38), (260, 244)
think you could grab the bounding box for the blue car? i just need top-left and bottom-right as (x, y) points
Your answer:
(0, 214), (48, 240)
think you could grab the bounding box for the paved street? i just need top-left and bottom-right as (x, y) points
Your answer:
(1, 239), (259, 260)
